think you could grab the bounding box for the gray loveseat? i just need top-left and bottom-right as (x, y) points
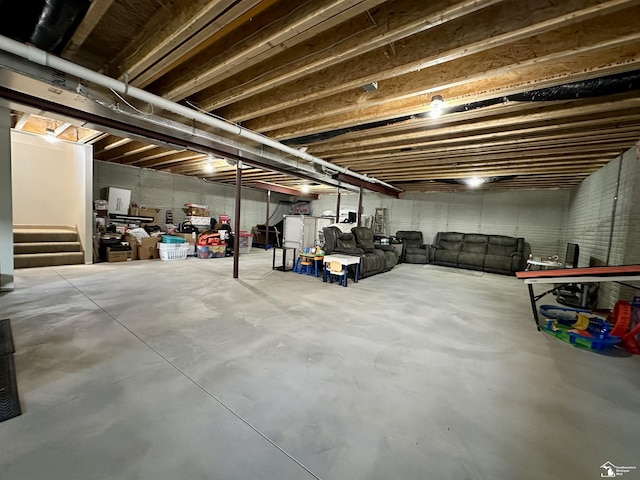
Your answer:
(429, 232), (525, 275)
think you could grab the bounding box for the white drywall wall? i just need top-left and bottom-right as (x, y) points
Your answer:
(11, 130), (93, 264)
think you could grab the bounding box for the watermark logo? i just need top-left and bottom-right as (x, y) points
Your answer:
(601, 461), (637, 477)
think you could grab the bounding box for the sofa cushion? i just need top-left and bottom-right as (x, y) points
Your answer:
(484, 254), (512, 272)
(405, 251), (428, 264)
(434, 249), (459, 265)
(439, 232), (464, 242)
(461, 241), (487, 254)
(464, 234), (488, 243)
(487, 244), (515, 256)
(440, 240), (462, 251)
(458, 252), (484, 268)
(489, 235), (517, 247)
(337, 232), (358, 250)
(396, 231), (424, 248)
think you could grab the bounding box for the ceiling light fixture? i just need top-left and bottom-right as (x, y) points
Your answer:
(465, 177), (485, 188)
(300, 184), (310, 194)
(44, 121), (58, 142)
(429, 95), (445, 119)
(203, 158), (215, 174)
(362, 82), (378, 92)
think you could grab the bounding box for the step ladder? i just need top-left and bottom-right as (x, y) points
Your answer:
(372, 208), (388, 235)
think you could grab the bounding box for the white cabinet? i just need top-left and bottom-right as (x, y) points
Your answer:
(282, 215), (333, 250)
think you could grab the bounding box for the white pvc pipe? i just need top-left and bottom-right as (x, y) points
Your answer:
(0, 35), (400, 192)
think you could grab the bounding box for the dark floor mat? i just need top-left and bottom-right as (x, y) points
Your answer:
(0, 319), (15, 356)
(0, 354), (22, 422)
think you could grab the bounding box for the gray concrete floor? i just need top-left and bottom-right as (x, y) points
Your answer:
(1, 250), (639, 480)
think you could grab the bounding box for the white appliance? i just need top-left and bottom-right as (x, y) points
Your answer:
(283, 215), (333, 250)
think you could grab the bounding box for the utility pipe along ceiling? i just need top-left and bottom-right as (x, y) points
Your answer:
(2, 0), (640, 194)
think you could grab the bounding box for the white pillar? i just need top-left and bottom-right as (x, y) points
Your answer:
(0, 106), (14, 291)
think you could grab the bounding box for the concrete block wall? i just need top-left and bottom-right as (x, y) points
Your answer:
(313, 189), (570, 256)
(622, 146), (640, 301)
(563, 146), (640, 307)
(94, 161), (285, 231)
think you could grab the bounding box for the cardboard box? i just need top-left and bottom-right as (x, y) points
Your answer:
(185, 204), (209, 217)
(122, 234), (139, 260)
(129, 207), (159, 225)
(172, 232), (197, 243)
(186, 215), (211, 226)
(138, 237), (161, 260)
(188, 207), (209, 217)
(107, 247), (132, 262)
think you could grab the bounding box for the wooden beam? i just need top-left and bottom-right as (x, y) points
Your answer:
(310, 93), (640, 155)
(161, 0), (388, 101)
(13, 112), (30, 131)
(268, 70), (640, 140)
(96, 141), (158, 162)
(373, 162), (612, 180)
(111, 0), (266, 85)
(52, 122), (72, 137)
(194, 0), (500, 111)
(334, 173), (401, 198)
(219, 0), (637, 123)
(62, 0), (115, 59)
(78, 130), (106, 144)
(254, 181), (319, 199)
(246, 9), (640, 133)
(112, 146), (169, 165)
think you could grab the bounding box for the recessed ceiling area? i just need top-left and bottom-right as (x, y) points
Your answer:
(10, 111), (101, 143)
(2, 0), (640, 194)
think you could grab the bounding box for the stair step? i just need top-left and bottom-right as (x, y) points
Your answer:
(13, 228), (78, 243)
(14, 252), (85, 269)
(14, 242), (82, 254)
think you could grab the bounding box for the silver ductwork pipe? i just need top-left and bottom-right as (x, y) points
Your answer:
(0, 34), (400, 192)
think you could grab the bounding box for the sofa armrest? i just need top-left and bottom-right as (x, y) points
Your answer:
(336, 247), (365, 256)
(511, 252), (525, 272)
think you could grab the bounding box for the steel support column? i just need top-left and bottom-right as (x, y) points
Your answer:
(357, 187), (363, 227)
(0, 106), (13, 291)
(233, 162), (242, 279)
(264, 190), (270, 250)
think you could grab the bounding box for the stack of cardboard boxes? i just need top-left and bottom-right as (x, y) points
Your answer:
(185, 203), (211, 226)
(97, 191), (224, 262)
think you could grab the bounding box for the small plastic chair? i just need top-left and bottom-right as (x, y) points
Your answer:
(328, 261), (346, 286)
(298, 257), (314, 276)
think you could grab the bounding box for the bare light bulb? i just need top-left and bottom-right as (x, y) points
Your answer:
(430, 95), (445, 118)
(465, 177), (485, 188)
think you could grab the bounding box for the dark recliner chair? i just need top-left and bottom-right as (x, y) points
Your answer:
(322, 226), (386, 279)
(395, 231), (428, 264)
(351, 227), (397, 272)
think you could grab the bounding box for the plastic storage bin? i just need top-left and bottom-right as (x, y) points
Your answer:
(158, 243), (189, 261)
(238, 231), (253, 254)
(162, 235), (186, 244)
(196, 245), (226, 258)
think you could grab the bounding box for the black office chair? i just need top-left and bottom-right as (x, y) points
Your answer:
(554, 243), (597, 308)
(565, 242), (579, 268)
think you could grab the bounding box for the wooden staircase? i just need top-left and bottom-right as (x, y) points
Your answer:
(13, 227), (85, 268)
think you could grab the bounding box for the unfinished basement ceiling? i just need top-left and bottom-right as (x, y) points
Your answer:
(4, 0), (640, 193)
